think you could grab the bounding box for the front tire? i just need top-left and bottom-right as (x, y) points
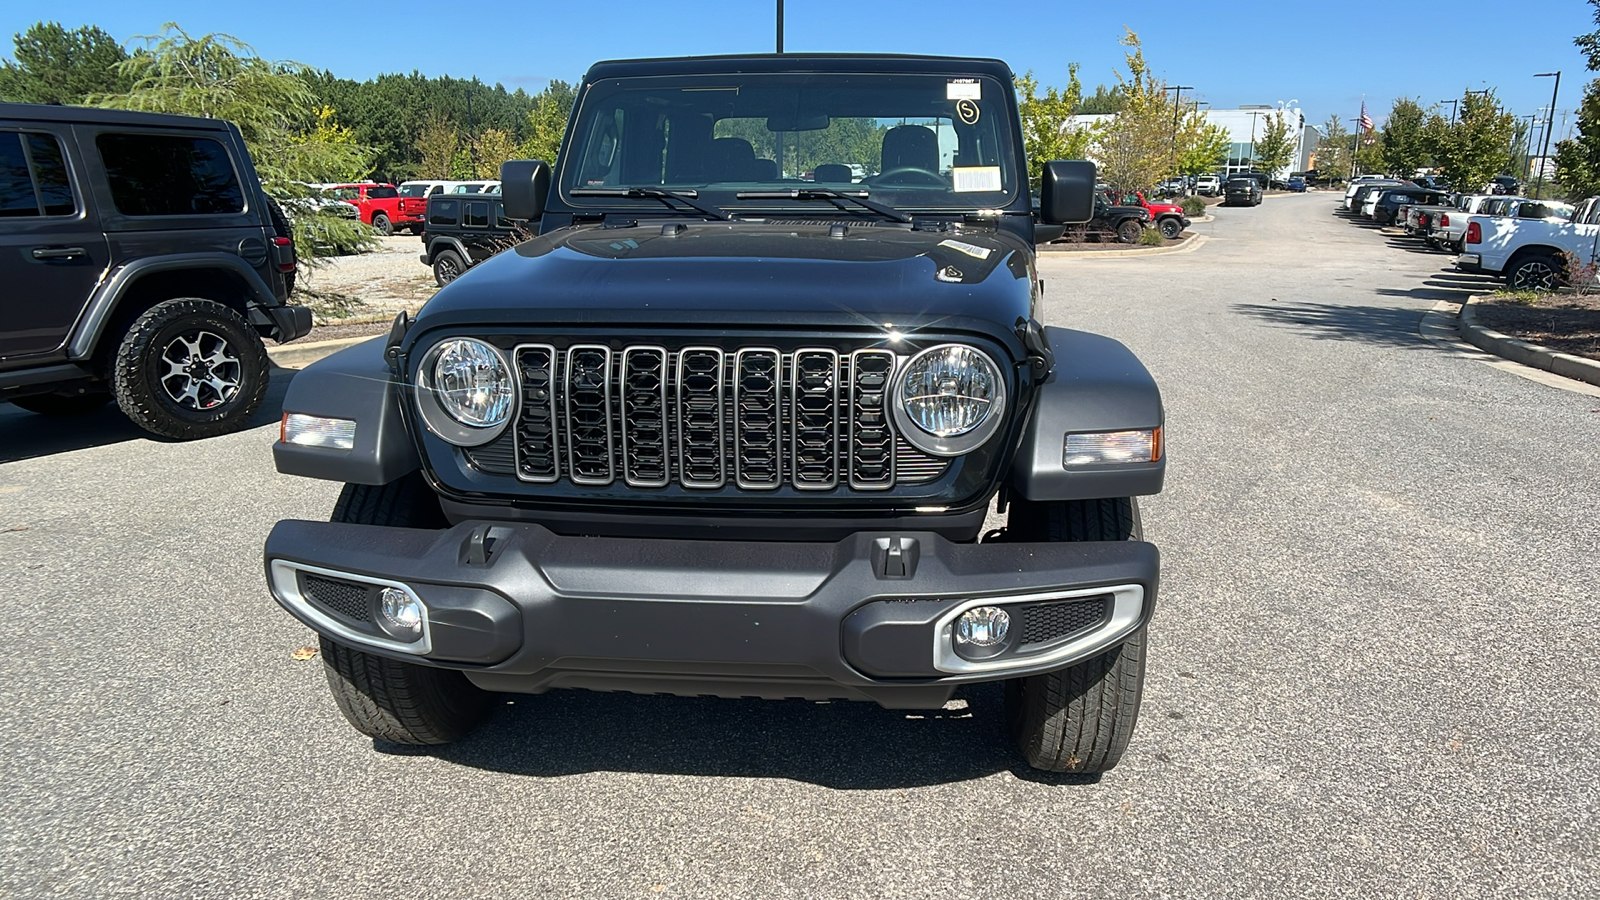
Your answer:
(432, 249), (467, 286)
(319, 476), (491, 745)
(1158, 217), (1183, 239)
(111, 298), (269, 440)
(1002, 497), (1147, 774)
(1116, 220), (1142, 244)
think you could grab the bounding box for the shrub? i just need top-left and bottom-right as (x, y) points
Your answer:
(1180, 196), (1206, 217)
(1138, 227), (1165, 246)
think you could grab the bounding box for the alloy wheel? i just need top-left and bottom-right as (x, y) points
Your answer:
(159, 330), (241, 410)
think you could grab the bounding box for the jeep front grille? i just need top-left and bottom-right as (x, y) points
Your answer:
(490, 342), (950, 491)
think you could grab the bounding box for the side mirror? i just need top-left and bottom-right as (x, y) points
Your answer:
(500, 159), (551, 221)
(1040, 160), (1096, 224)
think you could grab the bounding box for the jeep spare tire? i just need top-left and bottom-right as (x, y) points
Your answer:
(112, 297), (270, 440)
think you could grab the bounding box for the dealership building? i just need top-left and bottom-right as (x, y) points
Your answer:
(1067, 105), (1321, 179)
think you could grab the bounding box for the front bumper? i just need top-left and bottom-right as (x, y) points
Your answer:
(264, 520), (1159, 709)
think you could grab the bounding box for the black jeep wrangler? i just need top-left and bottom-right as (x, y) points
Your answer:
(0, 104), (311, 438)
(417, 192), (523, 286)
(265, 55), (1165, 774)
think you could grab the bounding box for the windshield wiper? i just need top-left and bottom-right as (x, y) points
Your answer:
(570, 186), (729, 220)
(735, 188), (912, 224)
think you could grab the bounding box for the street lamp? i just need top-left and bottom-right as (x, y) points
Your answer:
(1534, 72), (1561, 197)
(776, 0), (784, 52)
(1166, 84), (1193, 176)
(1440, 98), (1459, 123)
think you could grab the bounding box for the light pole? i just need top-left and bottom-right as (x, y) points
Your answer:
(1248, 111), (1261, 171)
(1349, 117), (1361, 180)
(1534, 72), (1560, 198)
(1440, 98), (1459, 123)
(1166, 85), (1193, 178)
(776, 0), (784, 53)
(1518, 115), (1538, 182)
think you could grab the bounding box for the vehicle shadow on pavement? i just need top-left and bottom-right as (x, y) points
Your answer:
(0, 366), (296, 464)
(1231, 300), (1438, 347)
(389, 683), (1098, 788)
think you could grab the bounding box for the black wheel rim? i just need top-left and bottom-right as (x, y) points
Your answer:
(158, 329), (241, 410)
(1160, 220), (1180, 238)
(1512, 261), (1557, 290)
(437, 258), (460, 283)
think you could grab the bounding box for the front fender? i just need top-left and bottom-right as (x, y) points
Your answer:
(273, 339), (420, 484)
(1009, 326), (1164, 501)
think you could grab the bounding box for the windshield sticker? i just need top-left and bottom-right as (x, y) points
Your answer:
(955, 98), (980, 125)
(938, 239), (993, 260)
(946, 78), (981, 100)
(951, 166), (1002, 193)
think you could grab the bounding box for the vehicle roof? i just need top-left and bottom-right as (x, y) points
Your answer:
(584, 53), (1014, 82)
(0, 101), (238, 131)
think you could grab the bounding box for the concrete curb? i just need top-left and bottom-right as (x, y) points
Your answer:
(1459, 294), (1600, 388)
(1039, 233), (1208, 259)
(266, 335), (379, 370)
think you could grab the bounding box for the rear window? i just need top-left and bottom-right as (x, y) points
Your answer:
(398, 184), (430, 197)
(464, 201), (488, 228)
(0, 131), (76, 217)
(429, 199), (459, 226)
(97, 133), (243, 216)
(368, 186), (398, 199)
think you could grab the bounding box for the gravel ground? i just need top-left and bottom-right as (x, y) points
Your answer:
(1, 195), (1597, 898)
(290, 235), (436, 333)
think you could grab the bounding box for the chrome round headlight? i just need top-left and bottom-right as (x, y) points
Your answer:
(892, 344), (1007, 456)
(416, 338), (515, 446)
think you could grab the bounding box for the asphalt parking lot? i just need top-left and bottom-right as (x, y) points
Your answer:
(2, 195), (1597, 898)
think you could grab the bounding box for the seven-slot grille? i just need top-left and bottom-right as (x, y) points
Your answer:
(501, 342), (945, 491)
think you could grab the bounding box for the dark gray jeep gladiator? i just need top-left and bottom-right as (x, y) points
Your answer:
(265, 54), (1165, 774)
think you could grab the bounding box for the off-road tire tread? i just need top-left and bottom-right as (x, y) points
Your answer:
(318, 474), (483, 744)
(433, 249), (466, 286)
(1003, 497), (1146, 773)
(111, 298), (269, 440)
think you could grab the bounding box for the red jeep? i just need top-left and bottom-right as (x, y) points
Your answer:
(322, 183), (415, 235)
(1104, 190), (1191, 240)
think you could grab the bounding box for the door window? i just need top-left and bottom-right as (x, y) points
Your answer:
(0, 131), (77, 217)
(96, 133), (244, 216)
(429, 199), (459, 225)
(464, 201), (488, 228)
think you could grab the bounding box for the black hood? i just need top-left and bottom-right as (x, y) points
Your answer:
(412, 221), (1037, 345)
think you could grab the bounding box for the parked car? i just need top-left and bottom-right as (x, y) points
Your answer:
(1412, 175), (1450, 191)
(396, 180), (461, 233)
(1105, 189), (1190, 238)
(0, 102), (309, 436)
(447, 181), (500, 194)
(1223, 177), (1262, 206)
(323, 182), (409, 235)
(1425, 194), (1496, 251)
(1086, 196), (1152, 242)
(1489, 175), (1522, 195)
(1460, 196), (1598, 288)
(1370, 187), (1451, 225)
(1342, 176), (1404, 211)
(264, 52), (1166, 775)
(1195, 174), (1222, 196)
(1347, 181), (1407, 216)
(418, 192), (525, 285)
(1286, 176), (1307, 192)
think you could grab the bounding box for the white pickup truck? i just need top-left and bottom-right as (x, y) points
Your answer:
(1458, 197), (1597, 289)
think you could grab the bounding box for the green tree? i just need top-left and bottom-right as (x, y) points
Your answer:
(1315, 116), (1351, 181)
(1576, 0), (1600, 70)
(1426, 91), (1515, 193)
(1251, 110), (1295, 176)
(1092, 30), (1176, 192)
(1380, 98), (1429, 177)
(0, 22), (131, 104)
(520, 79), (576, 162)
(1076, 83), (1125, 114)
(1175, 115), (1230, 178)
(413, 114), (458, 179)
(92, 25), (375, 264)
(1015, 67), (1091, 188)
(474, 127), (520, 179)
(1555, 80), (1600, 199)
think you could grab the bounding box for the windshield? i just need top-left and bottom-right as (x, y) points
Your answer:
(561, 72), (1020, 213)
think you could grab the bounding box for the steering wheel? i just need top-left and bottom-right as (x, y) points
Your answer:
(870, 166), (947, 187)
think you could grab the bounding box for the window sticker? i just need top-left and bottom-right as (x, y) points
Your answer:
(951, 166), (1002, 193)
(938, 239), (993, 260)
(955, 99), (980, 125)
(946, 78), (981, 100)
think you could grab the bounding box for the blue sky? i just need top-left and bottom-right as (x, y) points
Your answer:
(5, 1), (1596, 138)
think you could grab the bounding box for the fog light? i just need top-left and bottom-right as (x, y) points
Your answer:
(378, 587), (423, 641)
(281, 413), (356, 450)
(954, 606), (1011, 660)
(1063, 428), (1161, 467)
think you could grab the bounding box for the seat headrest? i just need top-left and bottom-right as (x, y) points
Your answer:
(814, 164), (852, 183)
(708, 138), (757, 181)
(881, 125), (938, 172)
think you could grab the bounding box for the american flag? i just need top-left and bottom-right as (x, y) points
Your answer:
(1359, 102), (1374, 132)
